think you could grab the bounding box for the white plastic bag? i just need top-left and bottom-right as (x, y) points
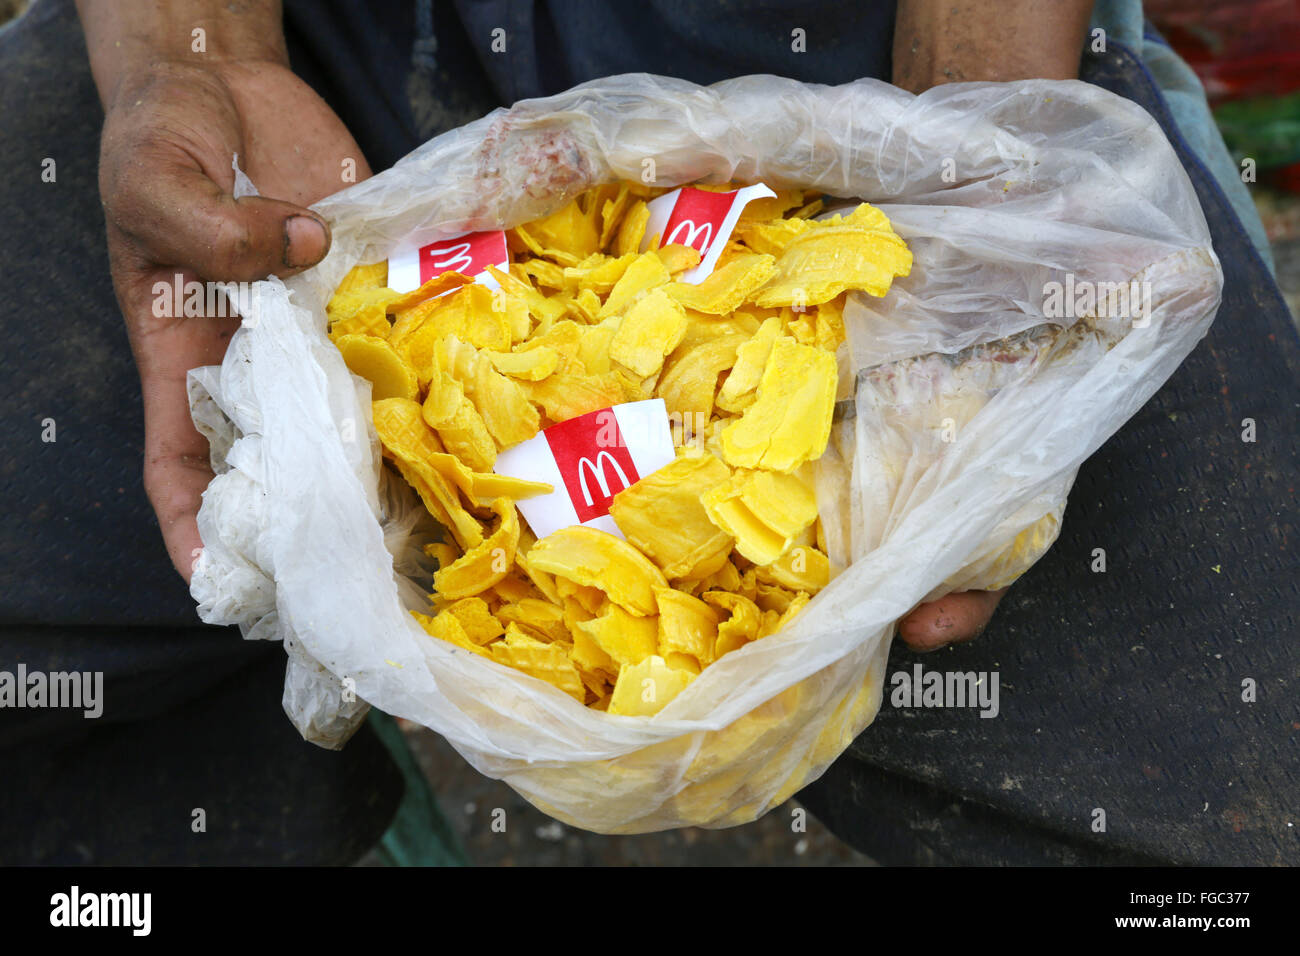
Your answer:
(188, 74), (1221, 833)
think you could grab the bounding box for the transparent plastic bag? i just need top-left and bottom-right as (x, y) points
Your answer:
(188, 74), (1221, 833)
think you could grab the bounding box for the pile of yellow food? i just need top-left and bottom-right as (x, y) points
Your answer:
(325, 182), (911, 716)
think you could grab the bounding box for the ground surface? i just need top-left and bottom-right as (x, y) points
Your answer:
(368, 722), (874, 866)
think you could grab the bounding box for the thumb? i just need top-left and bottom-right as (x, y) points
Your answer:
(897, 588), (1009, 652)
(119, 163), (331, 282)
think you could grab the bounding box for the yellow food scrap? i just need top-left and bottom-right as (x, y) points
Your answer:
(654, 243), (702, 276)
(437, 335), (539, 449)
(675, 309), (761, 354)
(413, 609), (491, 658)
(527, 198), (600, 260)
(327, 286), (400, 339)
(752, 582), (796, 613)
(509, 223), (575, 265)
(573, 288), (603, 324)
(757, 608), (782, 639)
(609, 454), (733, 580)
(485, 575), (534, 608)
(389, 271), (479, 317)
(738, 189), (803, 222)
(372, 406), (548, 503)
(335, 334), (419, 402)
(716, 317), (786, 413)
(785, 307), (817, 346)
(704, 591), (762, 658)
(753, 204), (911, 307)
(443, 463), (551, 506)
(775, 591), (810, 631)
(388, 273), (476, 339)
(511, 553), (557, 607)
(613, 367), (655, 403)
(599, 185), (632, 249)
(702, 470), (818, 566)
(410, 283), (514, 366)
(614, 200), (650, 257)
(432, 498), (519, 599)
(373, 397), (445, 462)
(515, 319), (581, 361)
(333, 260), (388, 296)
(443, 597), (505, 645)
(422, 354), (497, 471)
(564, 253), (635, 297)
(655, 587), (720, 666)
(699, 558), (742, 593)
(814, 295), (847, 351)
(598, 252), (671, 319)
(515, 357), (625, 423)
(574, 604), (659, 669)
(608, 654), (695, 717)
(491, 625), (585, 702)
(720, 338), (836, 472)
(664, 652), (701, 675)
(576, 323), (617, 375)
(496, 598), (569, 643)
(424, 540), (459, 571)
(527, 526), (667, 617)
(486, 344), (560, 382)
(665, 253), (777, 315)
(732, 216), (811, 258)
(520, 258), (566, 290)
(394, 458), (483, 552)
(656, 334), (744, 419)
(609, 288), (688, 377)
(736, 567), (759, 603)
(570, 625), (617, 676)
(791, 198), (824, 219)
(756, 544), (831, 593)
(392, 291), (512, 390)
(486, 264), (568, 328)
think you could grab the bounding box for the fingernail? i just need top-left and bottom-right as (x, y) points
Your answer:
(284, 215), (327, 268)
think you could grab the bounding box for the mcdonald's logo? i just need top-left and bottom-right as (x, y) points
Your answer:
(659, 188), (735, 257)
(666, 219), (714, 252)
(544, 408), (642, 522)
(576, 451), (632, 507)
(418, 230), (507, 286)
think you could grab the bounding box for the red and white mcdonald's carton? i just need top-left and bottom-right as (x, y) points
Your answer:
(641, 182), (776, 284)
(493, 400), (677, 541)
(386, 229), (510, 294)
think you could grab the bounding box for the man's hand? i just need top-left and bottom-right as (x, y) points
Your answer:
(892, 0), (1092, 647)
(79, 1), (371, 582)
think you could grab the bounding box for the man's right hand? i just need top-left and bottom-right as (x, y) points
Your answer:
(78, 1), (372, 582)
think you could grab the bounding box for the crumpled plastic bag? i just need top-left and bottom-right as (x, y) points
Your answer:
(187, 74), (1221, 833)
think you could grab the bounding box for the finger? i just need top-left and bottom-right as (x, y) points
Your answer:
(144, 443), (212, 586)
(140, 355), (225, 585)
(897, 588), (1009, 652)
(124, 267), (243, 584)
(113, 157), (330, 282)
(138, 329), (233, 584)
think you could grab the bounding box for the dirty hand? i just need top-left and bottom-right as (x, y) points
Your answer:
(891, 0), (1090, 648)
(79, 0), (370, 582)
